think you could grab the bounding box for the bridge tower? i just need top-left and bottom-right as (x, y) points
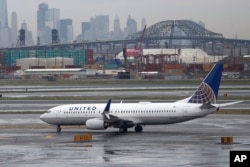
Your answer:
(17, 29), (25, 46)
(52, 29), (59, 44)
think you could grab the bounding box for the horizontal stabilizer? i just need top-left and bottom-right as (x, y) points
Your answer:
(219, 101), (243, 107)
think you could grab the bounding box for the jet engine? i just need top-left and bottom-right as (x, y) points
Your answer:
(86, 118), (109, 130)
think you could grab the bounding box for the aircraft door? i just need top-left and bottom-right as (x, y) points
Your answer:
(55, 107), (62, 118)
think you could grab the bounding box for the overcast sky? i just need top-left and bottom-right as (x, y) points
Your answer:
(7, 0), (250, 39)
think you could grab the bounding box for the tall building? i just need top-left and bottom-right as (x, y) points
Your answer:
(0, 27), (11, 47)
(89, 17), (96, 41)
(60, 19), (73, 43)
(37, 3), (48, 31)
(11, 12), (18, 46)
(81, 22), (90, 40)
(37, 3), (49, 44)
(20, 20), (34, 46)
(37, 4), (61, 44)
(113, 15), (123, 40)
(46, 8), (60, 44)
(95, 15), (109, 40)
(124, 15), (137, 37)
(0, 0), (11, 47)
(0, 0), (8, 28)
(46, 8), (60, 30)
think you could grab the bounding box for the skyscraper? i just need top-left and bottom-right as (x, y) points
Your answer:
(46, 8), (60, 30)
(89, 17), (96, 41)
(20, 20), (34, 46)
(11, 12), (18, 46)
(124, 15), (137, 37)
(0, 0), (8, 28)
(37, 3), (48, 32)
(0, 0), (10, 47)
(81, 22), (90, 40)
(37, 3), (61, 44)
(95, 15), (109, 40)
(113, 15), (123, 40)
(37, 3), (49, 44)
(60, 19), (73, 43)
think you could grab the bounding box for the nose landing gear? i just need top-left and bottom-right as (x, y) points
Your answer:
(57, 125), (61, 133)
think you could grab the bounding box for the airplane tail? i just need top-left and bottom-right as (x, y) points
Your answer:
(177, 64), (223, 104)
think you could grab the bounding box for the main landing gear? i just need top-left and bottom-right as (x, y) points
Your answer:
(119, 125), (143, 133)
(134, 125), (143, 132)
(57, 125), (61, 133)
(119, 127), (128, 133)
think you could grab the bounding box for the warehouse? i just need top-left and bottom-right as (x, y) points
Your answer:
(16, 57), (74, 70)
(24, 68), (87, 80)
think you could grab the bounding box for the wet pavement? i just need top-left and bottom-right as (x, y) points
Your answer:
(0, 114), (250, 166)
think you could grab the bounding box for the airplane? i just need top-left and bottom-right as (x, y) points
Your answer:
(40, 63), (242, 133)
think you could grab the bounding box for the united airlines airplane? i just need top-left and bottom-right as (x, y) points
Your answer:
(40, 64), (241, 133)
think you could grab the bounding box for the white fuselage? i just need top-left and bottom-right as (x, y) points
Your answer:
(40, 102), (217, 126)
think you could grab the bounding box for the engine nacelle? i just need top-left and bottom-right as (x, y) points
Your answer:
(86, 118), (108, 130)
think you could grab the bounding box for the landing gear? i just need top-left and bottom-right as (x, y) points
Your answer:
(57, 125), (61, 133)
(135, 125), (143, 132)
(119, 127), (128, 133)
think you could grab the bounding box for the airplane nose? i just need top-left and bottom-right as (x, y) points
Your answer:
(40, 113), (47, 122)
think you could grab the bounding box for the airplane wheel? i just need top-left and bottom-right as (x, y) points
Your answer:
(119, 127), (128, 133)
(135, 125), (143, 132)
(57, 125), (61, 133)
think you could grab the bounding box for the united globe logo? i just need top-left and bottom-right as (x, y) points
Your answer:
(188, 82), (216, 104)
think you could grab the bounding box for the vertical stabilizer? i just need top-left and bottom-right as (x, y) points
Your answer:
(188, 64), (223, 104)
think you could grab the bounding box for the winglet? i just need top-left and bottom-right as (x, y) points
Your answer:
(188, 64), (223, 104)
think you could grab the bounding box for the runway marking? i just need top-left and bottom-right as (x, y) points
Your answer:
(0, 124), (52, 129)
(0, 137), (13, 141)
(44, 134), (53, 139)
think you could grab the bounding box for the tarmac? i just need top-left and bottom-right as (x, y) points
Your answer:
(0, 114), (250, 167)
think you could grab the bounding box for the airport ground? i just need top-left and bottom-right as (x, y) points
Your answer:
(0, 79), (249, 166)
(0, 114), (250, 167)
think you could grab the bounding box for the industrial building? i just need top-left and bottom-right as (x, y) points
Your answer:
(16, 57), (74, 70)
(1, 49), (87, 67)
(23, 68), (87, 80)
(0, 49), (95, 73)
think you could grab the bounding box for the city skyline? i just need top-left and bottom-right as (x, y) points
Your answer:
(4, 0), (250, 40)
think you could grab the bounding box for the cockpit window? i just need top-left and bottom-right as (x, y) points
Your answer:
(46, 110), (52, 114)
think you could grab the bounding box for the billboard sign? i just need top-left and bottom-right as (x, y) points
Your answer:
(125, 48), (143, 56)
